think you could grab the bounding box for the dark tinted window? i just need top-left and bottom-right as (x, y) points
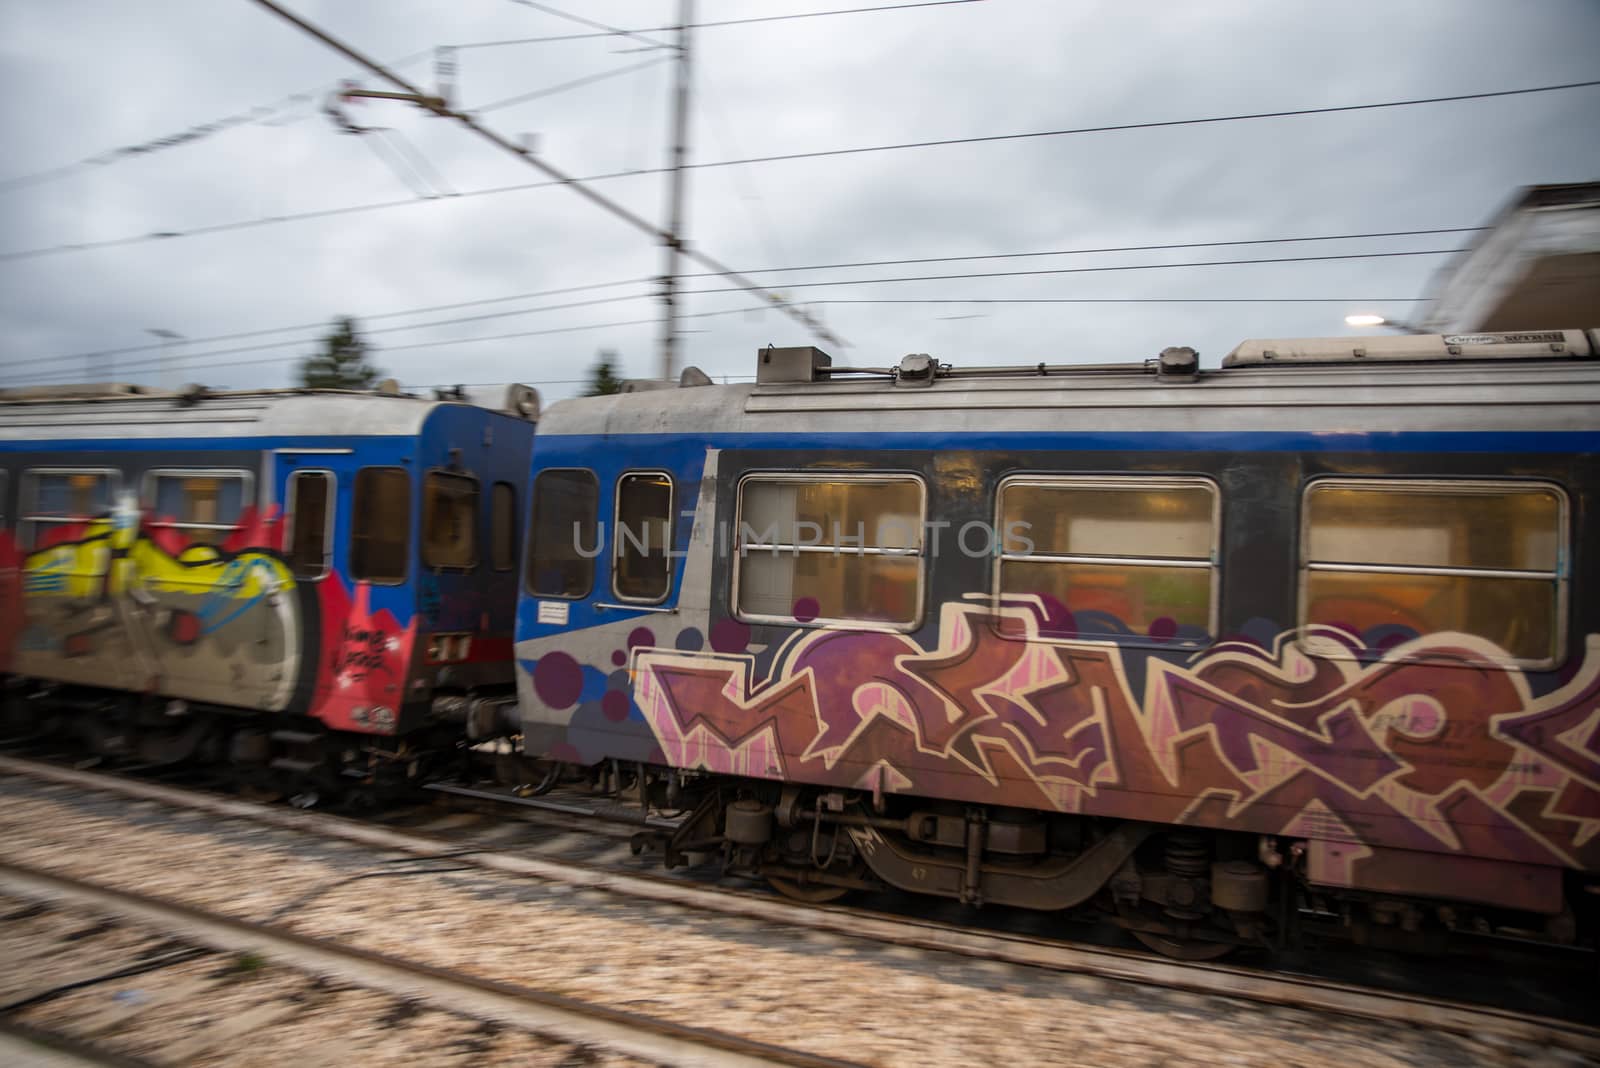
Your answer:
(352, 467), (410, 583)
(422, 472), (478, 569)
(613, 472), (673, 601)
(287, 471), (332, 579)
(527, 469), (598, 598)
(491, 482), (517, 572)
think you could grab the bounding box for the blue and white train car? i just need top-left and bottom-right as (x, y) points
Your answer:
(0, 382), (537, 787)
(512, 331), (1600, 956)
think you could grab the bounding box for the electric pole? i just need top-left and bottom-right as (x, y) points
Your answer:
(658, 0), (693, 383)
(247, 0), (844, 357)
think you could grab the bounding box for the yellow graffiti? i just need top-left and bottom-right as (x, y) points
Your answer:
(22, 520), (294, 602)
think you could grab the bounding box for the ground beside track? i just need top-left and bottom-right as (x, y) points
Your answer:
(0, 772), (1584, 1068)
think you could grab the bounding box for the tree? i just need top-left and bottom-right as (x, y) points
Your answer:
(299, 317), (384, 390)
(584, 349), (624, 396)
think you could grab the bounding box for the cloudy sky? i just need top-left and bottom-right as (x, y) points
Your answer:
(1, 0), (1596, 401)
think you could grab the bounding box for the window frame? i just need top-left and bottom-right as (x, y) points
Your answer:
(732, 471), (928, 631)
(611, 469), (676, 605)
(283, 468), (336, 580)
(1297, 476), (1568, 668)
(420, 468), (481, 572)
(489, 480), (518, 573)
(525, 467), (601, 600)
(992, 473), (1222, 648)
(350, 465), (413, 586)
(140, 467), (255, 542)
(20, 467), (121, 550)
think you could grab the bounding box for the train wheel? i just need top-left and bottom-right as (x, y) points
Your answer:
(1129, 929), (1236, 961)
(766, 874), (852, 904)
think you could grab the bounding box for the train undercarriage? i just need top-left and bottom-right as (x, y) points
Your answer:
(603, 765), (1596, 963)
(0, 678), (468, 807)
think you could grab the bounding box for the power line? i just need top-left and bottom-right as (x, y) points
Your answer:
(4, 73), (1589, 266)
(0, 49), (436, 196)
(676, 248), (1460, 295)
(797, 296), (1427, 304)
(680, 227), (1485, 278)
(3, 229), (1462, 375)
(2, 307), (762, 388)
(1, 295), (1430, 388)
(502, 1), (674, 52)
(681, 78), (1600, 172)
(248, 0), (846, 352)
(477, 55), (672, 113)
(3, 292), (656, 385)
(3, 277), (648, 373)
(460, 0), (985, 49)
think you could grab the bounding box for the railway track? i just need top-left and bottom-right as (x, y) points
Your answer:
(0, 860), (861, 1068)
(3, 753), (1596, 1061)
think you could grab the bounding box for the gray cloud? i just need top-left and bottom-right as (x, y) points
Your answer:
(2, 0), (1597, 399)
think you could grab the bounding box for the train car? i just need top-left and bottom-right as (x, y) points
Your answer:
(0, 381), (538, 797)
(511, 330), (1600, 959)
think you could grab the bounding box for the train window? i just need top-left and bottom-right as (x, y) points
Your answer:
(351, 467), (411, 583)
(996, 476), (1218, 644)
(285, 470), (334, 579)
(527, 469), (599, 598)
(1301, 479), (1565, 665)
(20, 469), (116, 549)
(422, 472), (478, 570)
(144, 470), (251, 547)
(613, 472), (674, 602)
(0, 470), (7, 528)
(490, 482), (517, 572)
(735, 474), (925, 627)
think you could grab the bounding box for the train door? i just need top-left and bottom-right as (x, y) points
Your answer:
(275, 451), (350, 717)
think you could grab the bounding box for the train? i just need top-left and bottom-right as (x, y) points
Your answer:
(0, 380), (538, 798)
(3, 329), (1598, 962)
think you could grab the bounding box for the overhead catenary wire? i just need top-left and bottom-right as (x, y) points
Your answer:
(0, 49), (436, 196)
(502, 0), (675, 52)
(247, 0), (847, 351)
(476, 55), (672, 113)
(0, 3), (980, 194)
(680, 227), (1486, 277)
(3, 277), (649, 374)
(1, 307), (767, 387)
(461, 0), (986, 49)
(0, 295), (1430, 388)
(2, 292), (658, 384)
(3, 73), (1590, 266)
(3, 236), (1458, 377)
(4, 228), (1464, 375)
(674, 248), (1460, 294)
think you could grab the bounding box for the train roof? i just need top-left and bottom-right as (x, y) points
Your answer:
(0, 383), (540, 443)
(534, 329), (1600, 439)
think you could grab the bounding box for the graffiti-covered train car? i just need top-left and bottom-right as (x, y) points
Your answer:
(513, 330), (1600, 958)
(0, 382), (538, 795)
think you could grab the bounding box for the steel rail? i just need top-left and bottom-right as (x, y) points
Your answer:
(0, 858), (862, 1068)
(2, 754), (1597, 1054)
(0, 1017), (159, 1068)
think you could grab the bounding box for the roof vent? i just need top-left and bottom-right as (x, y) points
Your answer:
(501, 383), (541, 420)
(894, 353), (939, 387)
(679, 365), (713, 387)
(756, 345), (832, 383)
(1157, 346), (1199, 377)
